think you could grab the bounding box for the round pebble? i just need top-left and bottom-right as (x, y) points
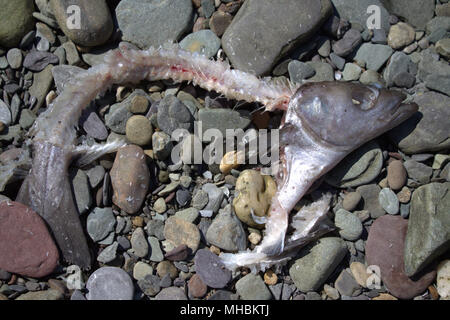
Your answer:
(125, 115), (153, 146)
(130, 95), (149, 114)
(6, 48), (23, 69)
(153, 197), (167, 213)
(379, 188), (399, 215)
(342, 192), (362, 211)
(387, 160), (407, 190)
(86, 267), (134, 300)
(334, 209), (363, 241)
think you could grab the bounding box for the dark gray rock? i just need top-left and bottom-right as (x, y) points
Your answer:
(417, 50), (450, 96)
(354, 43), (393, 71)
(157, 95), (194, 135)
(198, 108), (251, 137)
(116, 0), (194, 49)
(381, 0), (435, 29)
(288, 60), (316, 82)
(332, 29), (362, 57)
(221, 0), (332, 75)
(335, 269), (361, 297)
(388, 91), (450, 154)
(356, 184), (386, 218)
(403, 160), (432, 185)
(194, 249), (231, 289)
(23, 51), (59, 72)
(87, 207), (116, 242)
(206, 204), (247, 252)
(383, 51), (414, 87)
(81, 110), (108, 141)
(331, 0), (390, 32)
(326, 141), (383, 188)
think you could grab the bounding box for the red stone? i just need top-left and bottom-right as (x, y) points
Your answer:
(365, 215), (436, 299)
(0, 201), (59, 278)
(188, 274), (208, 298)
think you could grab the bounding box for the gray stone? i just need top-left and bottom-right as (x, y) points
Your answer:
(194, 249), (231, 289)
(332, 29), (362, 57)
(356, 184), (385, 218)
(335, 269), (361, 297)
(221, 0), (332, 75)
(130, 227), (149, 258)
(82, 110), (108, 141)
(381, 0), (435, 29)
(330, 52), (346, 70)
(23, 51), (59, 72)
(29, 65), (54, 111)
(97, 242), (119, 264)
(148, 236), (164, 262)
(50, 0), (113, 47)
(288, 60), (315, 82)
(105, 90), (148, 134)
(51, 65), (85, 93)
(206, 204), (247, 252)
(192, 189), (209, 209)
(198, 108), (251, 137)
(326, 141), (383, 188)
(403, 160), (432, 185)
(342, 63), (362, 81)
(86, 267), (134, 300)
(0, 100), (11, 126)
(157, 95), (193, 134)
(116, 0), (194, 49)
(378, 188), (399, 215)
(201, 183), (225, 214)
(389, 92), (450, 154)
(155, 286), (187, 300)
(70, 168), (92, 215)
(383, 51), (414, 87)
(0, 0), (35, 48)
(331, 0), (390, 32)
(138, 274), (161, 297)
(417, 50), (450, 96)
(201, 0), (215, 18)
(289, 237), (347, 292)
(175, 207), (199, 223)
(235, 274), (272, 300)
(86, 165), (105, 189)
(354, 43), (393, 71)
(180, 30), (221, 59)
(371, 28), (387, 44)
(404, 182), (450, 277)
(335, 209), (363, 241)
(19, 109), (36, 129)
(6, 49), (23, 69)
(133, 261), (154, 281)
(87, 207), (116, 242)
(306, 61), (334, 82)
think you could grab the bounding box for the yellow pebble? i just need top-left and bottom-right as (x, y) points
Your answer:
(264, 270), (278, 285)
(372, 293), (398, 300)
(220, 150), (244, 174)
(210, 245), (221, 255)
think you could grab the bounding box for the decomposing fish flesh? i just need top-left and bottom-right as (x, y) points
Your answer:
(15, 43), (418, 270)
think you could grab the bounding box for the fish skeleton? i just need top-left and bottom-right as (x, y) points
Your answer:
(16, 43), (418, 270)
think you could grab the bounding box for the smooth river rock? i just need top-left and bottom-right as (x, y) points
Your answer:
(222, 0), (332, 75)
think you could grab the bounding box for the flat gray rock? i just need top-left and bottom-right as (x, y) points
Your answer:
(222, 0), (332, 75)
(326, 141), (383, 188)
(87, 207), (116, 242)
(354, 43), (393, 71)
(206, 204), (247, 252)
(289, 237), (347, 292)
(116, 0), (193, 49)
(388, 91), (450, 154)
(404, 182), (450, 277)
(381, 0), (435, 29)
(235, 274), (272, 300)
(331, 0), (390, 31)
(417, 50), (450, 96)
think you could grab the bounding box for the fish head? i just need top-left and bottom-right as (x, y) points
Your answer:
(289, 81), (418, 151)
